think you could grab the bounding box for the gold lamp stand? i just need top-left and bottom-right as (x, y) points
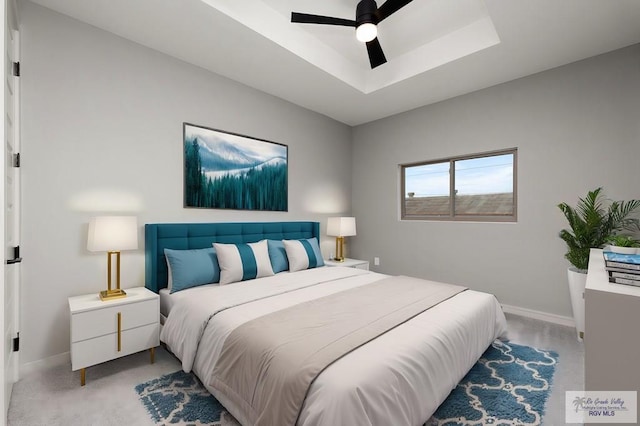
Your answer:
(333, 236), (346, 262)
(100, 250), (127, 301)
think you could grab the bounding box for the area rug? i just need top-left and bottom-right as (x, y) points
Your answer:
(429, 341), (558, 426)
(136, 341), (557, 426)
(135, 370), (239, 426)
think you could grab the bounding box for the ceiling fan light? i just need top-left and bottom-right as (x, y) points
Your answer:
(356, 23), (377, 43)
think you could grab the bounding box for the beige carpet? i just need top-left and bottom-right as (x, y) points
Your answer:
(8, 347), (181, 426)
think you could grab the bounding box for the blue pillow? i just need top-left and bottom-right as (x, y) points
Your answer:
(283, 237), (325, 272)
(267, 240), (289, 273)
(164, 247), (220, 293)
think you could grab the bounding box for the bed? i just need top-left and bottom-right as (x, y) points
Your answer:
(146, 221), (508, 426)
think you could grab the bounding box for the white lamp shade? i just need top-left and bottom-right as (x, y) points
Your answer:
(87, 216), (138, 252)
(327, 217), (357, 237)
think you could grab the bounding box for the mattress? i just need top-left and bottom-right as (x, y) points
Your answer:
(161, 267), (508, 426)
(159, 288), (172, 320)
(159, 283), (220, 324)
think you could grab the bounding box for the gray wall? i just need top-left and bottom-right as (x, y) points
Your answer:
(20, 2), (352, 366)
(351, 45), (640, 318)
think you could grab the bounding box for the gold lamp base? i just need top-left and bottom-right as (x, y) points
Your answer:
(99, 289), (127, 301)
(99, 250), (127, 301)
(333, 236), (346, 262)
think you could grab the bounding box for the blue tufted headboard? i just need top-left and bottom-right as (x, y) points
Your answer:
(144, 221), (320, 293)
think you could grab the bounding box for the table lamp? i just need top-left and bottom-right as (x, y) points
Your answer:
(87, 216), (138, 300)
(327, 217), (356, 262)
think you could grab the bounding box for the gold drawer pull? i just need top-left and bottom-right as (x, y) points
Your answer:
(117, 312), (122, 352)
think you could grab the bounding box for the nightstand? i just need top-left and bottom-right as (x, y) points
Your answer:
(68, 287), (159, 386)
(324, 258), (370, 270)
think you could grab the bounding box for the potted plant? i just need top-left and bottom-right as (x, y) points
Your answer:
(606, 234), (640, 254)
(558, 187), (640, 341)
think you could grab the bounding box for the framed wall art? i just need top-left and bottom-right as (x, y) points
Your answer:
(184, 123), (288, 211)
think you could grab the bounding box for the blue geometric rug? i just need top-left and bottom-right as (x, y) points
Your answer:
(136, 341), (557, 426)
(429, 341), (558, 426)
(135, 370), (238, 426)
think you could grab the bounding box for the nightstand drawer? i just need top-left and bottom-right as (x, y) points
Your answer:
(71, 323), (159, 370)
(71, 298), (158, 343)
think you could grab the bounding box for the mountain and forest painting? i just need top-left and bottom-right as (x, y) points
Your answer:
(184, 123), (288, 211)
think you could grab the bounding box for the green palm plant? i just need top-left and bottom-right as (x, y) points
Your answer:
(558, 187), (640, 271)
(606, 234), (640, 248)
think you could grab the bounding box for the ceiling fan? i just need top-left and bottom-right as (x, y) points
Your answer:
(291, 0), (414, 69)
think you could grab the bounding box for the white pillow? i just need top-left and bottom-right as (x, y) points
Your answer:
(213, 240), (275, 285)
(283, 238), (325, 272)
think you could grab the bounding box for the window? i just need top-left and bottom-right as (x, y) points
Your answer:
(401, 149), (517, 222)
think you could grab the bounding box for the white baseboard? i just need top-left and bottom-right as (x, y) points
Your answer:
(19, 351), (70, 378)
(501, 304), (575, 328)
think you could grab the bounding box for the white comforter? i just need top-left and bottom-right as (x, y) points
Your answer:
(161, 267), (508, 426)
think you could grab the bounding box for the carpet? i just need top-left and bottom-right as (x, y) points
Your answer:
(136, 341), (557, 426)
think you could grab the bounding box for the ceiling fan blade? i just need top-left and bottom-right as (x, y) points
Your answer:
(366, 38), (387, 69)
(376, 0), (413, 22)
(291, 12), (356, 27)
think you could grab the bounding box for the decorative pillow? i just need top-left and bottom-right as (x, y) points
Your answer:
(283, 238), (325, 272)
(164, 247), (220, 293)
(214, 240), (275, 285)
(267, 240), (289, 273)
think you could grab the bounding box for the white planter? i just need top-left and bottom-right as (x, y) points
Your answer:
(567, 267), (586, 342)
(608, 245), (638, 255)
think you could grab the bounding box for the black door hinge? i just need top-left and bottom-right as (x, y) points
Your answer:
(14, 153), (20, 168)
(13, 333), (19, 352)
(6, 246), (22, 265)
(12, 62), (19, 77)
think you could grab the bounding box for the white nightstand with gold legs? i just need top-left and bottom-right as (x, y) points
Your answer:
(69, 287), (159, 386)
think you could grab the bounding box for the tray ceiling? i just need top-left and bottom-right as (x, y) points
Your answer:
(27, 0), (640, 125)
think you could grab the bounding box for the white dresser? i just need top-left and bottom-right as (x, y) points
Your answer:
(68, 287), (159, 385)
(585, 248), (640, 425)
